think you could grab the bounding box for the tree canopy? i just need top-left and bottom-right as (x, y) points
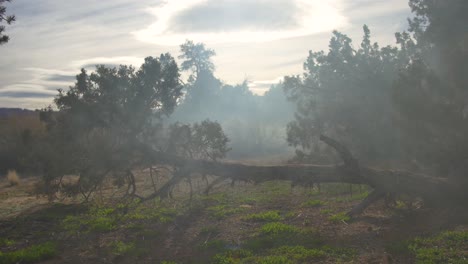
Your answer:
(0, 0), (15, 44)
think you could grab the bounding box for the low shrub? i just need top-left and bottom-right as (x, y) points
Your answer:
(6, 170), (20, 186)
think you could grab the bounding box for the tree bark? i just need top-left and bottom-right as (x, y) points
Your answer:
(142, 135), (467, 214)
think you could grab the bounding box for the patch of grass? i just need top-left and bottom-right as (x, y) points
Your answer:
(207, 205), (245, 219)
(244, 211), (282, 222)
(124, 204), (177, 223)
(62, 202), (180, 234)
(245, 223), (322, 253)
(0, 242), (57, 264)
(408, 231), (468, 263)
(111, 241), (135, 256)
(259, 222), (299, 235)
(320, 209), (334, 215)
(272, 246), (326, 261)
(303, 199), (326, 207)
(199, 239), (227, 251)
(0, 239), (15, 247)
(212, 249), (253, 264)
(213, 246), (356, 264)
(320, 183), (368, 196)
(62, 206), (117, 233)
(284, 211), (298, 219)
(6, 169), (21, 186)
(328, 212), (350, 223)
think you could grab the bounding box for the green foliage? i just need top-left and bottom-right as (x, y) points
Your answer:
(284, 25), (402, 162)
(0, 242), (57, 264)
(167, 120), (230, 160)
(244, 211), (282, 222)
(179, 40), (216, 78)
(39, 54), (183, 199)
(328, 212), (350, 223)
(0, 0), (15, 45)
(393, 0), (468, 178)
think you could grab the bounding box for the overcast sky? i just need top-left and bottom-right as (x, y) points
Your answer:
(0, 0), (411, 109)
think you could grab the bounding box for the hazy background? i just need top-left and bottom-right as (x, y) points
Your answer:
(0, 0), (410, 109)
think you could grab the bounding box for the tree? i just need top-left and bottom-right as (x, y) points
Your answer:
(284, 26), (402, 163)
(0, 0), (15, 44)
(166, 120), (230, 161)
(39, 54), (183, 199)
(393, 0), (468, 179)
(178, 40), (216, 80)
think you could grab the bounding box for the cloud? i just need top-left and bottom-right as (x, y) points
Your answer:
(249, 76), (284, 95)
(0, 91), (56, 98)
(168, 0), (300, 33)
(71, 56), (144, 70)
(46, 74), (76, 83)
(133, 0), (348, 45)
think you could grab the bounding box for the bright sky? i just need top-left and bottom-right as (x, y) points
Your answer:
(0, 0), (410, 109)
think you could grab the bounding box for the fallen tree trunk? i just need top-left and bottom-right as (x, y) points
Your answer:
(142, 135), (467, 215)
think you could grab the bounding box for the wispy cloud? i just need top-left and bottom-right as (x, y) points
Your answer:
(133, 0), (348, 45)
(249, 77), (284, 95)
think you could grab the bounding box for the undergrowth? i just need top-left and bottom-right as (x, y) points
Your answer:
(0, 242), (57, 264)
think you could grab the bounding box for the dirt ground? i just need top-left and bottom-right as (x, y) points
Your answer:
(1, 172), (467, 264)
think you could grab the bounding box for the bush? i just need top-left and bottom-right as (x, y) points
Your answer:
(6, 170), (20, 186)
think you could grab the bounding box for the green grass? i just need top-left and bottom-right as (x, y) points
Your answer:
(386, 230), (468, 264)
(206, 205), (245, 219)
(212, 245), (356, 264)
(328, 212), (350, 223)
(0, 239), (15, 247)
(409, 231), (468, 264)
(244, 211), (282, 222)
(244, 223), (322, 253)
(0, 242), (57, 264)
(111, 241), (135, 256)
(320, 208), (334, 215)
(62, 202), (179, 234)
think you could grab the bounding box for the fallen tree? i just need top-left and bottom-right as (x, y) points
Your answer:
(142, 135), (467, 217)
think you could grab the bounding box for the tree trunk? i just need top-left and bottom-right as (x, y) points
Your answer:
(142, 135), (467, 215)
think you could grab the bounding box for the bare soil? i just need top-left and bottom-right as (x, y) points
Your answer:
(1, 172), (467, 264)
